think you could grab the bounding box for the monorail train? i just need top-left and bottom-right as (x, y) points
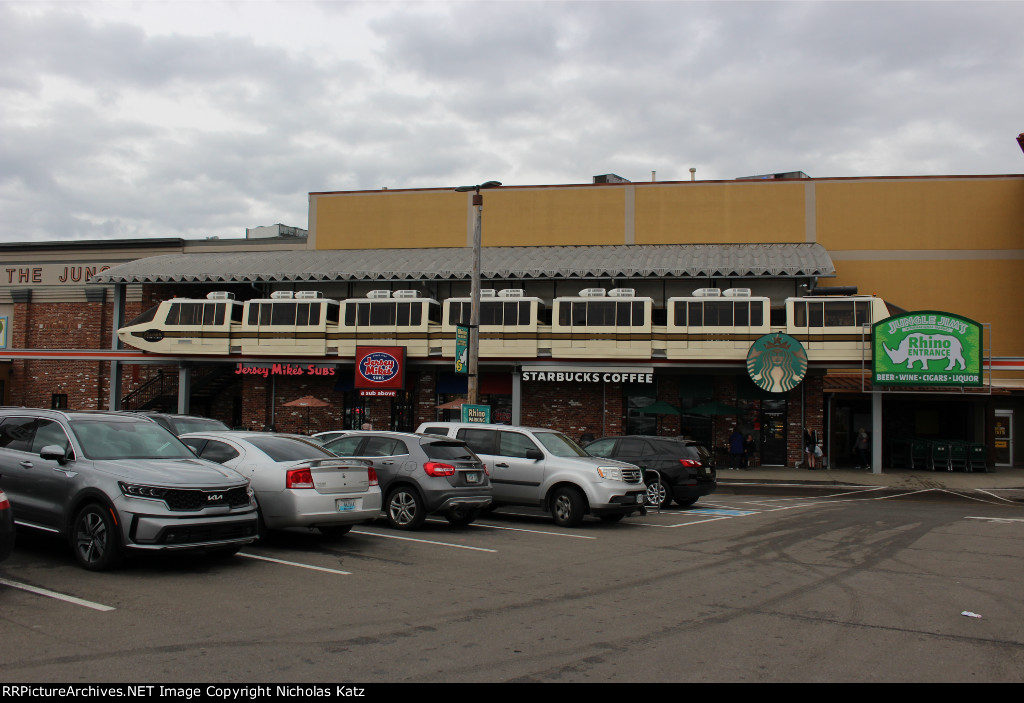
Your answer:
(118, 287), (890, 362)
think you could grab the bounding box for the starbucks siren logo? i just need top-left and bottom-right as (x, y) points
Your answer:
(746, 333), (808, 393)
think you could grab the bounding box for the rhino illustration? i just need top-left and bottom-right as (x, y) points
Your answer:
(882, 333), (966, 370)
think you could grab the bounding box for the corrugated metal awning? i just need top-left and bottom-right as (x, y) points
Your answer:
(90, 243), (835, 284)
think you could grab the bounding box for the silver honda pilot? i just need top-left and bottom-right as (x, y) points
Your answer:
(0, 409), (258, 570)
(415, 422), (646, 526)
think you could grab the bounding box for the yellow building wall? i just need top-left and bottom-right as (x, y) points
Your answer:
(816, 178), (1024, 251)
(634, 182), (807, 243)
(312, 186), (627, 249)
(831, 258), (1024, 357)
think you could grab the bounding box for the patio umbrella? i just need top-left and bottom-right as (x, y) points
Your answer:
(283, 395), (330, 433)
(637, 400), (682, 415)
(436, 398), (467, 410)
(686, 401), (744, 417)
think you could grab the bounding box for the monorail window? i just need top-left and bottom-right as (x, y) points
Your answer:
(447, 301), (532, 326)
(558, 300), (645, 327)
(792, 300), (872, 328)
(247, 302), (323, 326)
(167, 302), (226, 326)
(676, 301), (763, 327)
(344, 301), (426, 327)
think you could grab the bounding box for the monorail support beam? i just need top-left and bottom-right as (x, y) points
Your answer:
(178, 364), (191, 414)
(107, 283), (125, 411)
(872, 390), (883, 474)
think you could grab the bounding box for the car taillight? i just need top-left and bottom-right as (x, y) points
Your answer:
(482, 464), (490, 476)
(680, 459), (701, 467)
(423, 462), (456, 477)
(286, 467), (314, 489)
(0, 491), (9, 510)
(368, 467), (378, 486)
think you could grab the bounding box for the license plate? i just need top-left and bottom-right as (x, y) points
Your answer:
(465, 472), (480, 484)
(337, 498), (357, 512)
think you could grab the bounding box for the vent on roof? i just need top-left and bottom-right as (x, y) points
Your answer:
(692, 288), (721, 297)
(723, 288), (751, 298)
(206, 291), (235, 300)
(393, 290), (421, 299)
(270, 291), (294, 299)
(295, 290), (323, 299)
(608, 288), (636, 298)
(579, 288), (606, 297)
(480, 289), (497, 298)
(367, 290), (391, 299)
(498, 289), (525, 298)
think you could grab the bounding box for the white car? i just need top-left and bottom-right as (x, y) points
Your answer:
(180, 431), (381, 539)
(309, 430), (353, 445)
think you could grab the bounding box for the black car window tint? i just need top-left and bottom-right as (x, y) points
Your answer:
(422, 441), (477, 462)
(181, 437), (207, 454)
(457, 428), (496, 455)
(30, 419), (71, 454)
(498, 431), (539, 458)
(245, 436), (334, 462)
(619, 438), (647, 456)
(0, 417), (36, 452)
(201, 440), (240, 464)
(364, 437), (406, 457)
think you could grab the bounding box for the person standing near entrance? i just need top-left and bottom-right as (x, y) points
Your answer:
(804, 427), (819, 469)
(729, 427), (744, 469)
(854, 427), (870, 470)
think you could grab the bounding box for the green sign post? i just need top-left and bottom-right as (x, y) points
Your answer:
(454, 325), (469, 375)
(872, 311), (983, 386)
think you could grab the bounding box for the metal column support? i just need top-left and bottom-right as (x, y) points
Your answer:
(871, 390), (882, 474)
(177, 365), (191, 414)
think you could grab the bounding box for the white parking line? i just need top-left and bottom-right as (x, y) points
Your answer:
(0, 577), (116, 611)
(239, 553), (352, 575)
(352, 529), (497, 552)
(467, 522), (597, 539)
(965, 516), (1024, 524)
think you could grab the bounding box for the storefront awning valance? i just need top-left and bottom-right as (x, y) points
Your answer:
(90, 243), (835, 285)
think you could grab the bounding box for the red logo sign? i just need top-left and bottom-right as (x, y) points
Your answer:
(355, 346), (405, 390)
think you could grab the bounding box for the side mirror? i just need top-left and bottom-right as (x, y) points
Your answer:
(40, 445), (69, 463)
(525, 448), (544, 461)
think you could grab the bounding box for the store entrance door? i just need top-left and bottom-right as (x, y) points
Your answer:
(995, 410), (1013, 467)
(760, 399), (787, 465)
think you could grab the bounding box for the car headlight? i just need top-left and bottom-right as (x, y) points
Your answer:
(118, 482), (169, 499)
(596, 466), (623, 481)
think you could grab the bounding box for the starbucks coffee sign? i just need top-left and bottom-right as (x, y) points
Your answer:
(872, 311), (982, 386)
(746, 333), (808, 393)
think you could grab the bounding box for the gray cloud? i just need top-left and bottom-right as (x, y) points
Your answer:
(1, 1), (1022, 243)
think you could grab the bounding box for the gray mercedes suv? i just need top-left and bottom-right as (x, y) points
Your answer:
(0, 409), (258, 570)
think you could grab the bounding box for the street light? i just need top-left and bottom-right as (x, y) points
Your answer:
(454, 180), (502, 406)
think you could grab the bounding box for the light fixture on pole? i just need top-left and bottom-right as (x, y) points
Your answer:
(454, 180), (501, 406)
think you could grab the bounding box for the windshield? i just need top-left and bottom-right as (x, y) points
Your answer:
(70, 420), (196, 460)
(423, 440), (479, 462)
(245, 435), (336, 462)
(534, 432), (589, 457)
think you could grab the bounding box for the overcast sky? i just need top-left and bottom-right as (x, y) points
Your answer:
(2, 0), (1022, 244)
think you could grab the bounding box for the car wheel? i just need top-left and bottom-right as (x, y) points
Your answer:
(675, 497), (699, 509)
(386, 486), (427, 530)
(645, 477), (672, 508)
(444, 507), (480, 527)
(550, 486), (586, 527)
(71, 503), (122, 571)
(319, 524), (354, 539)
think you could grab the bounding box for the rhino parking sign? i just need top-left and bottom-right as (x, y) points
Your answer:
(872, 312), (982, 387)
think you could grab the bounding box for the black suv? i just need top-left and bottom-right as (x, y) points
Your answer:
(584, 436), (716, 508)
(0, 409), (258, 570)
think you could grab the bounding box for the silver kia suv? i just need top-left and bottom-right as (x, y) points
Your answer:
(0, 409), (259, 570)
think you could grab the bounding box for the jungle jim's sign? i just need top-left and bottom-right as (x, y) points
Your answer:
(872, 311), (983, 386)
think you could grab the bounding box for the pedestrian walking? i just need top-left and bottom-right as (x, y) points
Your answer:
(743, 433), (757, 469)
(729, 427), (744, 470)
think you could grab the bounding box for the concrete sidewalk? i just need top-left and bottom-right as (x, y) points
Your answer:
(714, 464), (1024, 503)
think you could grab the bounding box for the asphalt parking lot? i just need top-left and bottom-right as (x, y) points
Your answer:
(2, 487), (1023, 683)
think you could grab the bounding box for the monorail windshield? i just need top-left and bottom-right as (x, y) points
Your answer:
(792, 299), (872, 327)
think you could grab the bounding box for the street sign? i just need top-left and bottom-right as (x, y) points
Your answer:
(455, 325), (469, 374)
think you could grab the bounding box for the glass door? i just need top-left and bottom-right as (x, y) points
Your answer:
(994, 410), (1013, 467)
(760, 399), (787, 465)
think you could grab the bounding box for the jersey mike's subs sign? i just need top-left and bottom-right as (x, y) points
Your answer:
(872, 311), (983, 386)
(355, 346), (406, 391)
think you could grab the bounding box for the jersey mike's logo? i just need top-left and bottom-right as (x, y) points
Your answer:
(359, 351), (400, 383)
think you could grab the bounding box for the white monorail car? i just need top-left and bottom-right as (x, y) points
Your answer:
(440, 289), (545, 358)
(549, 288), (654, 359)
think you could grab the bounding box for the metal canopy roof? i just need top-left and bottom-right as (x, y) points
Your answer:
(90, 243), (835, 284)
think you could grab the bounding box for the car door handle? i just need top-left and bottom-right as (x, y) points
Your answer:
(20, 460), (34, 468)
(495, 462), (509, 468)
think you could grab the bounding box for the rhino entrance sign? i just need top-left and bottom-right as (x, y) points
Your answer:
(872, 311), (983, 387)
